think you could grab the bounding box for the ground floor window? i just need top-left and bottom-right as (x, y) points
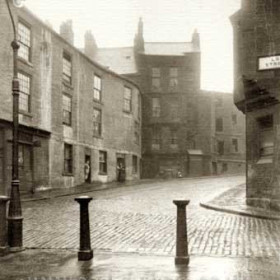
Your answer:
(99, 151), (107, 174)
(133, 155), (138, 173)
(64, 143), (73, 174)
(258, 115), (274, 159)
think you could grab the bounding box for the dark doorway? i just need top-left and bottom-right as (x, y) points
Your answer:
(19, 144), (33, 192)
(212, 162), (217, 175)
(116, 154), (126, 182)
(84, 155), (91, 183)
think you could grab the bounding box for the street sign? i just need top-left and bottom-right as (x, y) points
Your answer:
(258, 55), (280, 71)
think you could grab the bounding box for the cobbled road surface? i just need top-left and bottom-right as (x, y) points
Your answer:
(23, 175), (280, 258)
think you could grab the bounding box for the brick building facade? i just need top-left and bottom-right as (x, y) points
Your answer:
(231, 0), (280, 210)
(0, 4), (141, 195)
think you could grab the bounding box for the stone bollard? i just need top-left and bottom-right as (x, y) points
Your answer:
(75, 196), (93, 261)
(173, 200), (190, 265)
(0, 196), (10, 249)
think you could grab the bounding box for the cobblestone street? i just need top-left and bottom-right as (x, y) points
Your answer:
(22, 176), (280, 258)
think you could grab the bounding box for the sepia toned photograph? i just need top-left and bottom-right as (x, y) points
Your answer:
(0, 0), (279, 279)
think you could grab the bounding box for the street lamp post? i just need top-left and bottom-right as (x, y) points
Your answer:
(5, 0), (25, 251)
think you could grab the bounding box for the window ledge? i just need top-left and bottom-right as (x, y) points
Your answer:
(98, 172), (107, 176)
(18, 57), (33, 68)
(93, 135), (103, 139)
(19, 111), (33, 118)
(63, 173), (74, 177)
(93, 99), (103, 105)
(62, 81), (74, 90)
(63, 123), (72, 127)
(123, 110), (132, 114)
(256, 157), (273, 165)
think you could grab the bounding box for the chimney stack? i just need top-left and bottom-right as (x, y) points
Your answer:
(134, 17), (145, 53)
(84, 30), (98, 60)
(60, 20), (74, 45)
(192, 29), (200, 50)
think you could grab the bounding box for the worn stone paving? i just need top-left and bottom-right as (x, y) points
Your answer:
(22, 176), (280, 258)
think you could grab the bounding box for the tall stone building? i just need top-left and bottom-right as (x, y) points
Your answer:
(231, 0), (280, 210)
(95, 19), (214, 178)
(205, 91), (245, 175)
(0, 4), (141, 195)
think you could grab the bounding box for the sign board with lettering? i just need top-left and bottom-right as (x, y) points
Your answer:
(258, 55), (280, 71)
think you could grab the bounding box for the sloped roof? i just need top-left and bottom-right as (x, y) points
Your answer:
(94, 41), (199, 75)
(143, 42), (199, 56)
(94, 47), (137, 75)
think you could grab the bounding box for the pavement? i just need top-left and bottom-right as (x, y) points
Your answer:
(1, 249), (280, 280)
(2, 175), (280, 279)
(200, 184), (280, 220)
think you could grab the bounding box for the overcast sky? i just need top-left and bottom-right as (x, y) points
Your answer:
(25, 0), (241, 93)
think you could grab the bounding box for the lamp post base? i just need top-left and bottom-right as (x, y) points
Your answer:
(175, 256), (189, 265)
(78, 249), (93, 261)
(8, 246), (25, 253)
(7, 215), (23, 251)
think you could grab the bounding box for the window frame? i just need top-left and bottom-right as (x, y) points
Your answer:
(99, 151), (107, 174)
(62, 52), (72, 84)
(93, 108), (102, 137)
(232, 138), (239, 153)
(152, 97), (161, 117)
(18, 71), (31, 113)
(18, 20), (31, 62)
(170, 130), (178, 149)
(216, 117), (223, 132)
(232, 114), (237, 126)
(123, 87), (132, 113)
(258, 115), (274, 159)
(62, 94), (72, 126)
(151, 67), (161, 90)
(64, 143), (73, 175)
(169, 67), (178, 89)
(151, 128), (161, 150)
(93, 75), (102, 102)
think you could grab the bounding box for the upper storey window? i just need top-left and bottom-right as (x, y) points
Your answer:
(62, 52), (72, 84)
(151, 67), (161, 91)
(169, 67), (178, 90)
(124, 87), (132, 113)
(94, 75), (102, 101)
(18, 22), (31, 61)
